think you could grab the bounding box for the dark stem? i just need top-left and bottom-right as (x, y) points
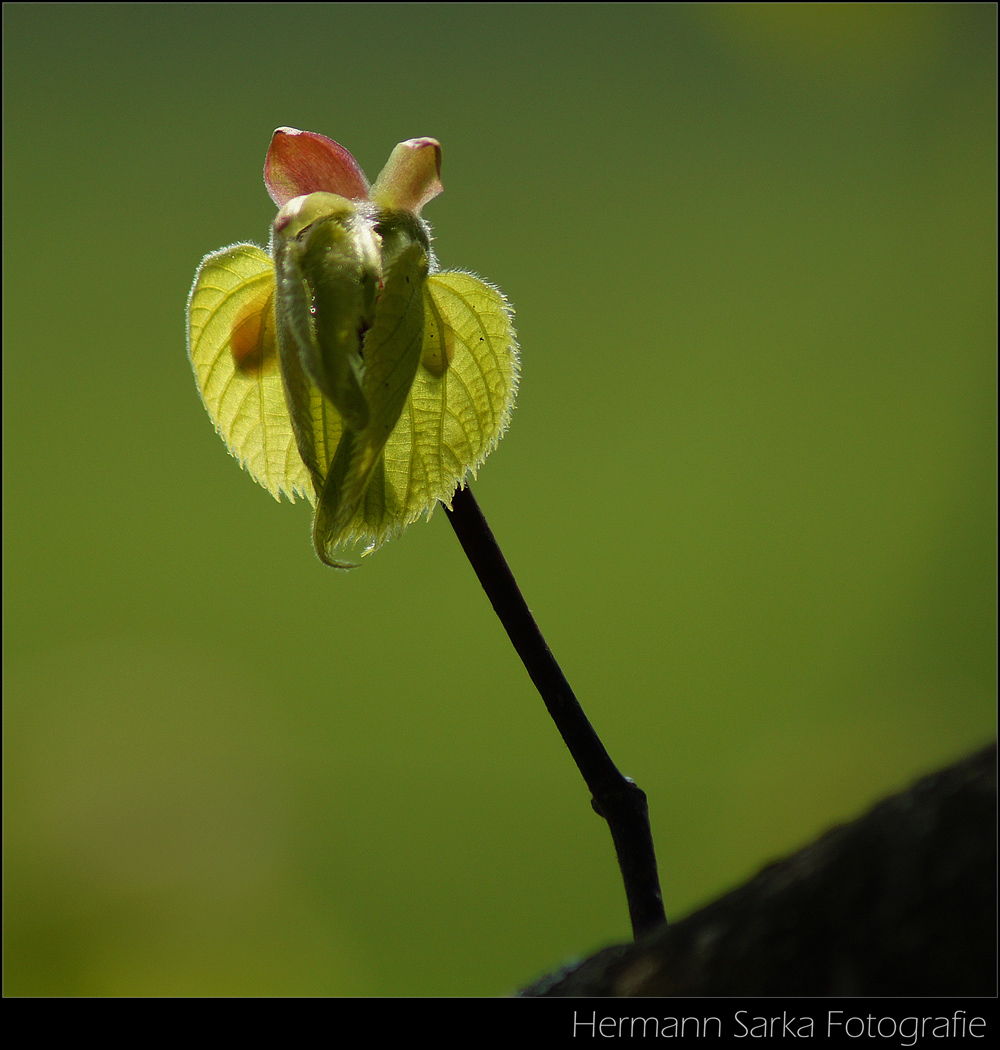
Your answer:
(443, 483), (666, 939)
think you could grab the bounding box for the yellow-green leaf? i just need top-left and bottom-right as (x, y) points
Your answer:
(318, 269), (518, 562)
(187, 243), (314, 503)
(411, 270), (518, 493)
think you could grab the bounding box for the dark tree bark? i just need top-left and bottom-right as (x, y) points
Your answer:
(521, 742), (996, 997)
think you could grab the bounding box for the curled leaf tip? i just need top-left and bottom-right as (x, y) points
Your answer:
(370, 137), (443, 214)
(265, 127), (370, 206)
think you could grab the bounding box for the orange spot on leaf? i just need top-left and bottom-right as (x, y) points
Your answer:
(231, 287), (278, 375)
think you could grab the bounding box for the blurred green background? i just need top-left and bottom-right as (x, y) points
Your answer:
(3, 3), (994, 997)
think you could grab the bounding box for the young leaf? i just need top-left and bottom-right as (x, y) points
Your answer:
(416, 271), (519, 487)
(187, 244), (314, 503)
(272, 192), (378, 434)
(312, 241), (429, 564)
(364, 273), (518, 527)
(314, 269), (518, 563)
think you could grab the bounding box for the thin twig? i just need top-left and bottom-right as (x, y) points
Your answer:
(443, 483), (666, 939)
